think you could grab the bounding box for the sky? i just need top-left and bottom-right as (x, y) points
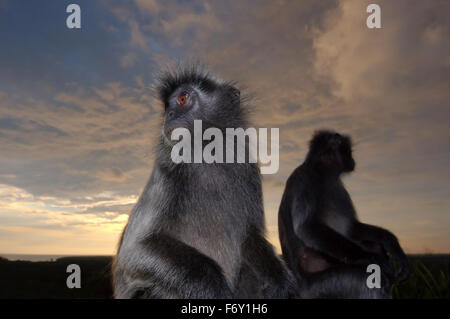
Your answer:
(0, 0), (449, 255)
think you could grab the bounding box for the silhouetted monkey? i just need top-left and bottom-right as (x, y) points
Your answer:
(113, 65), (296, 299)
(278, 130), (410, 298)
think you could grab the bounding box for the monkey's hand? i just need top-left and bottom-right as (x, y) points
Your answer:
(265, 264), (300, 299)
(243, 228), (299, 298)
(358, 241), (396, 282)
(369, 254), (395, 284)
(352, 223), (410, 284)
(381, 233), (411, 284)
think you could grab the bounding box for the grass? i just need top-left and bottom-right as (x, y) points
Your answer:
(393, 255), (450, 299)
(0, 254), (449, 298)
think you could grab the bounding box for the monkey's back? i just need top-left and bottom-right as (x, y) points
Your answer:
(278, 164), (335, 273)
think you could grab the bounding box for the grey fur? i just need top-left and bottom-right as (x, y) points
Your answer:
(113, 65), (296, 299)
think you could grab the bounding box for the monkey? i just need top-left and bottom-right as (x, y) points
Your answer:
(112, 65), (296, 299)
(278, 130), (410, 298)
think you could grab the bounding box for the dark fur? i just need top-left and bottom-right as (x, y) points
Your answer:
(278, 130), (410, 298)
(113, 65), (296, 299)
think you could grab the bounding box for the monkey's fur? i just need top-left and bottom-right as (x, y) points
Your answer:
(278, 130), (410, 298)
(113, 65), (296, 299)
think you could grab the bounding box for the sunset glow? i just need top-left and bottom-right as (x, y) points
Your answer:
(0, 0), (449, 256)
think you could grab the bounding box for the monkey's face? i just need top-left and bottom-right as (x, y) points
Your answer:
(161, 83), (241, 145)
(323, 132), (355, 173)
(309, 131), (355, 173)
(336, 135), (355, 173)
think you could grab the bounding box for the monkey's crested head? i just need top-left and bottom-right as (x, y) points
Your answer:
(306, 130), (355, 174)
(156, 65), (247, 144)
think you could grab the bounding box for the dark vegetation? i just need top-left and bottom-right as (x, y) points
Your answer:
(0, 256), (113, 298)
(393, 255), (450, 299)
(0, 255), (448, 298)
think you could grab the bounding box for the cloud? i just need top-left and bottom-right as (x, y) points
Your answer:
(0, 80), (160, 203)
(0, 183), (132, 254)
(134, 0), (160, 14)
(314, 0), (450, 102)
(0, 0), (449, 254)
(134, 0), (223, 46)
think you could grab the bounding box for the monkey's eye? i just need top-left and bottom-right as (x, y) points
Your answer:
(177, 92), (189, 106)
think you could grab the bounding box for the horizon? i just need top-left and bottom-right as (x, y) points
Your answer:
(2, 252), (450, 262)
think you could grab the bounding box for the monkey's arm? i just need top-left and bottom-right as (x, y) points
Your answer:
(242, 226), (298, 298)
(290, 187), (375, 266)
(118, 233), (233, 299)
(297, 221), (378, 266)
(350, 223), (410, 283)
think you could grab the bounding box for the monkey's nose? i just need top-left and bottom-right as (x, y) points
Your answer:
(167, 111), (175, 119)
